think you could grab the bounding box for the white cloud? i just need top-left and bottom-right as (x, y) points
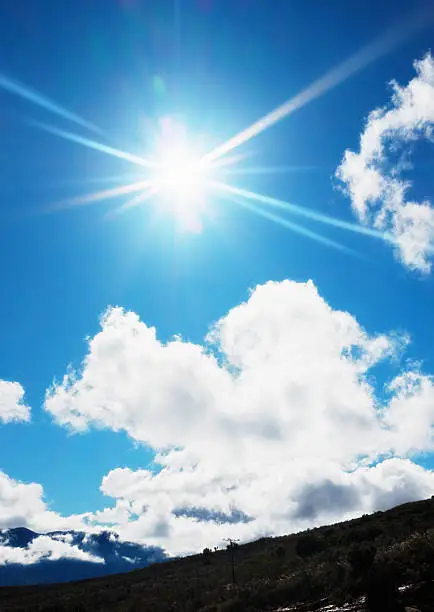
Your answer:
(90, 457), (434, 557)
(337, 53), (434, 272)
(50, 532), (74, 543)
(0, 535), (103, 566)
(0, 470), (92, 533)
(0, 471), (47, 530)
(383, 370), (434, 455)
(40, 280), (434, 555)
(0, 380), (30, 423)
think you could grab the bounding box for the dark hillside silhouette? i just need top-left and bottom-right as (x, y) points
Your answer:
(3, 498), (434, 609)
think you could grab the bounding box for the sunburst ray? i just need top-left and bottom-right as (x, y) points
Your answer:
(109, 187), (158, 217)
(219, 165), (319, 177)
(48, 181), (151, 212)
(203, 6), (432, 164)
(0, 74), (100, 133)
(28, 120), (157, 169)
(226, 194), (355, 254)
(214, 182), (389, 241)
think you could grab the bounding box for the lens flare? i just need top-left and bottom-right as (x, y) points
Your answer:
(35, 5), (431, 246)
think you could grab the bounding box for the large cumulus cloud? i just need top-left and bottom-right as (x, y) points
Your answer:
(38, 280), (434, 555)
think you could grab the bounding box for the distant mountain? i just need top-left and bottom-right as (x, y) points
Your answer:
(0, 528), (167, 586)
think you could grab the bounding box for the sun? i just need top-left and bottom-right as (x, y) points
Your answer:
(152, 144), (207, 201)
(146, 118), (214, 231)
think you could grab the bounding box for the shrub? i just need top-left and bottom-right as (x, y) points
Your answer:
(275, 545), (286, 559)
(366, 561), (402, 612)
(203, 547), (213, 565)
(295, 534), (325, 558)
(348, 544), (376, 578)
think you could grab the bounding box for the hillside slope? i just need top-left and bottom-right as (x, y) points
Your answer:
(2, 497), (434, 610)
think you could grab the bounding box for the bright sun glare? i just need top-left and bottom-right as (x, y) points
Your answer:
(146, 119), (214, 231)
(153, 146), (207, 201)
(39, 1), (420, 242)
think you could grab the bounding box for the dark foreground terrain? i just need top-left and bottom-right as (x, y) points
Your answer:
(3, 498), (434, 611)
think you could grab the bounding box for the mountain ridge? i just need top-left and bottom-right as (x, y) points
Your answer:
(0, 527), (167, 586)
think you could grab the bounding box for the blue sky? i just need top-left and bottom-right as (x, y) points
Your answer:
(1, 0), (434, 556)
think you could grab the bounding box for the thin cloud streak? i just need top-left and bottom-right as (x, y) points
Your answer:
(203, 5), (434, 164)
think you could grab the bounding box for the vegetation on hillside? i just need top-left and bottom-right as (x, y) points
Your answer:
(3, 497), (434, 610)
